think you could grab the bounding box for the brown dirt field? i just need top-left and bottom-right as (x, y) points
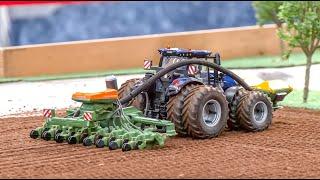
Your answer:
(0, 107), (320, 179)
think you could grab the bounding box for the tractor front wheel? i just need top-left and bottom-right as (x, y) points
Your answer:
(118, 78), (146, 111)
(182, 85), (229, 139)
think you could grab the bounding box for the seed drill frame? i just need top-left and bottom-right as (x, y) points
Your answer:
(30, 89), (176, 151)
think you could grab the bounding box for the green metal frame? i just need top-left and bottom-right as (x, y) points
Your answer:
(30, 96), (177, 152)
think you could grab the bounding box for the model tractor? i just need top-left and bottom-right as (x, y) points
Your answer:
(29, 47), (292, 151)
(30, 89), (176, 151)
(118, 47), (293, 139)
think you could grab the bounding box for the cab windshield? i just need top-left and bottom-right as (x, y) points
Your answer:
(161, 56), (208, 74)
(161, 56), (186, 69)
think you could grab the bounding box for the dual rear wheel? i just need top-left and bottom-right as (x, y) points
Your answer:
(228, 89), (273, 132)
(168, 85), (229, 139)
(168, 85), (273, 138)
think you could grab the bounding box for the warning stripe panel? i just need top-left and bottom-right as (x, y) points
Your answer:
(188, 65), (197, 75)
(43, 109), (52, 118)
(83, 112), (93, 121)
(144, 60), (152, 69)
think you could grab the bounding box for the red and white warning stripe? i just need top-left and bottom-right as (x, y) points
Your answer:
(43, 109), (52, 118)
(188, 65), (197, 75)
(144, 60), (152, 69)
(83, 112), (93, 121)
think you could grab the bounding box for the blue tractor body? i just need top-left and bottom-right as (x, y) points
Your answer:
(118, 47), (293, 137)
(134, 47), (239, 119)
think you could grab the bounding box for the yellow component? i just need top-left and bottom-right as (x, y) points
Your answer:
(254, 80), (293, 94)
(72, 89), (118, 100)
(254, 81), (275, 94)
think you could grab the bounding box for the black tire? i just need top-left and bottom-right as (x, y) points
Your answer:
(227, 88), (249, 131)
(95, 139), (105, 148)
(54, 130), (62, 139)
(118, 78), (146, 111)
(94, 134), (103, 145)
(43, 131), (51, 141)
(30, 130), (39, 139)
(237, 91), (273, 132)
(83, 137), (93, 146)
(182, 85), (229, 139)
(41, 128), (49, 139)
(166, 84), (198, 137)
(67, 136), (77, 144)
(55, 134), (64, 143)
(79, 133), (88, 143)
(109, 141), (118, 150)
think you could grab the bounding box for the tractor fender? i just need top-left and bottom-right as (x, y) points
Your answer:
(166, 77), (203, 96)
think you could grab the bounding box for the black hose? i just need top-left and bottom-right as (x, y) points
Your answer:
(119, 59), (253, 105)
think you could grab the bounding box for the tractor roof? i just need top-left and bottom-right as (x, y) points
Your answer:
(158, 48), (212, 58)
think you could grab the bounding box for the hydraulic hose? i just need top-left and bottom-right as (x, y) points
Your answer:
(119, 59), (253, 105)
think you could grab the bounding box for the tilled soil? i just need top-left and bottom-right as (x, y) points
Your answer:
(0, 107), (319, 179)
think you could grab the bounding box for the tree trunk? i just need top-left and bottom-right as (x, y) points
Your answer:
(303, 54), (312, 103)
(276, 23), (285, 61)
(279, 38), (285, 60)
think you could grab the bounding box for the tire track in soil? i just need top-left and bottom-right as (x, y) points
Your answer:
(0, 107), (320, 178)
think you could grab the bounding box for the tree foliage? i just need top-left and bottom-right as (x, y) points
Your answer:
(253, 1), (286, 60)
(278, 1), (320, 58)
(277, 1), (320, 102)
(252, 1), (284, 27)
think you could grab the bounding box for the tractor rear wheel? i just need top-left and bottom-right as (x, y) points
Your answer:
(237, 91), (273, 132)
(182, 85), (229, 139)
(118, 78), (146, 111)
(227, 88), (249, 131)
(166, 84), (197, 137)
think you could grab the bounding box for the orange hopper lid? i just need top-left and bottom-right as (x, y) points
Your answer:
(72, 89), (118, 100)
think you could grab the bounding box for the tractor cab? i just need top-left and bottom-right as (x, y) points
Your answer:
(158, 48), (213, 75)
(151, 48), (216, 79)
(157, 47), (237, 91)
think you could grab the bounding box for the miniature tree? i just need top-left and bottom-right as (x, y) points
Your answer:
(278, 1), (320, 103)
(252, 1), (285, 59)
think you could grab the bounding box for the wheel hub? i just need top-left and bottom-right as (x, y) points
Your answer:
(253, 101), (268, 124)
(202, 99), (221, 127)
